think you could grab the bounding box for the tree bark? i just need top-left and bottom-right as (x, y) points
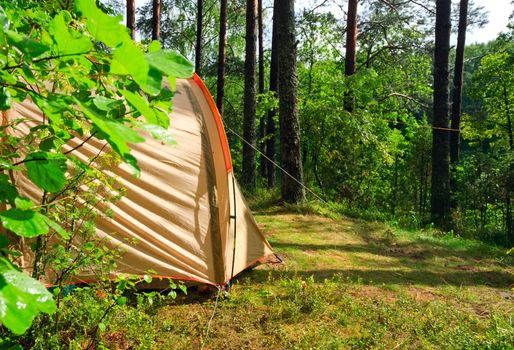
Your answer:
(216, 0), (228, 116)
(152, 0), (161, 41)
(126, 0), (136, 40)
(344, 0), (358, 112)
(242, 0), (257, 189)
(195, 0), (203, 75)
(277, 0), (305, 203)
(431, 0), (452, 227)
(449, 0), (468, 209)
(450, 0), (468, 165)
(266, 1), (279, 188)
(258, 0), (267, 179)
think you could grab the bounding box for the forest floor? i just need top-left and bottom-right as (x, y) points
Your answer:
(153, 206), (514, 349)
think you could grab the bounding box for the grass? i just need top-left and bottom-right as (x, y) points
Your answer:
(80, 202), (508, 349)
(153, 206), (513, 349)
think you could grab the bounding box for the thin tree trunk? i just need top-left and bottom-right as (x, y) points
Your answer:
(126, 0), (136, 40)
(152, 0), (161, 41)
(504, 84), (514, 150)
(266, 1), (279, 188)
(258, 0), (267, 179)
(216, 0), (228, 116)
(277, 0), (305, 203)
(242, 0), (257, 189)
(344, 0), (358, 112)
(195, 0), (203, 75)
(449, 0), (468, 209)
(431, 0), (452, 228)
(450, 0), (468, 165)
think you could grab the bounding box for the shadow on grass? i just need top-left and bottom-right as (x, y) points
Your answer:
(246, 268), (514, 289)
(270, 241), (509, 263)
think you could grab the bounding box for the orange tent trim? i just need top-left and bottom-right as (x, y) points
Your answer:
(192, 73), (232, 173)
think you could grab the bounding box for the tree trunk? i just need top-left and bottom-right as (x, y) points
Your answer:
(195, 0), (203, 75)
(266, 1), (279, 188)
(126, 0), (136, 40)
(276, 0), (305, 203)
(449, 0), (468, 209)
(344, 0), (358, 112)
(152, 0), (161, 41)
(450, 0), (468, 165)
(216, 0), (228, 116)
(431, 0), (452, 228)
(257, 0), (267, 179)
(242, 0), (257, 189)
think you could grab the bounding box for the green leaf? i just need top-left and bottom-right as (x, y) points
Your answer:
(0, 87), (12, 110)
(0, 209), (49, 238)
(145, 50), (194, 78)
(5, 30), (49, 58)
(0, 257), (55, 335)
(0, 174), (18, 205)
(0, 236), (8, 250)
(111, 41), (156, 94)
(43, 217), (70, 240)
(14, 197), (33, 210)
(147, 40), (161, 53)
(117, 296), (127, 306)
(140, 124), (175, 145)
(143, 274), (152, 283)
(93, 96), (122, 112)
(120, 90), (156, 124)
(0, 6), (9, 31)
(25, 152), (67, 193)
(75, 0), (129, 48)
(79, 102), (144, 176)
(48, 11), (92, 55)
(178, 284), (187, 295)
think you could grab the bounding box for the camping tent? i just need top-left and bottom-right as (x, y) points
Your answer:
(7, 74), (278, 287)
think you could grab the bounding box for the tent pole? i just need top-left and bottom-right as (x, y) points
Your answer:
(230, 174), (237, 280)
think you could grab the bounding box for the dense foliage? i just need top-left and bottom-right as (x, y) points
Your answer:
(135, 0), (513, 244)
(0, 0), (192, 342)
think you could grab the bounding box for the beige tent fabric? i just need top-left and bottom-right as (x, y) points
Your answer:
(6, 76), (277, 286)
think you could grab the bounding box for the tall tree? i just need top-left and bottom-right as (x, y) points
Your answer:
(277, 0), (305, 202)
(195, 0), (203, 75)
(242, 0), (257, 189)
(266, 1), (279, 188)
(431, 0), (452, 227)
(450, 0), (469, 165)
(216, 0), (228, 116)
(126, 0), (136, 40)
(152, 0), (161, 41)
(258, 0), (266, 178)
(344, 0), (358, 112)
(449, 0), (469, 209)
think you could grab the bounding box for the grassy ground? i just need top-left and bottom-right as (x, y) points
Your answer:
(154, 207), (514, 349)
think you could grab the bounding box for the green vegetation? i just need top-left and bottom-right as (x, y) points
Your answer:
(0, 0), (192, 337)
(154, 207), (514, 349)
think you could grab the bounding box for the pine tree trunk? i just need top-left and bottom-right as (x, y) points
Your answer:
(242, 0), (257, 189)
(216, 0), (227, 116)
(277, 0), (305, 203)
(344, 0), (358, 112)
(152, 0), (161, 41)
(266, 1), (279, 189)
(258, 0), (267, 179)
(450, 0), (468, 209)
(195, 0), (203, 75)
(126, 0), (136, 40)
(431, 0), (452, 227)
(450, 0), (468, 165)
